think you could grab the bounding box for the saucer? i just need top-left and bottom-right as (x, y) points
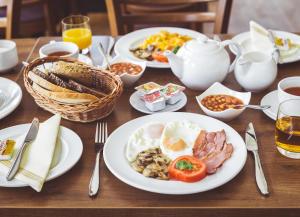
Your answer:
(260, 90), (278, 120)
(129, 91), (187, 114)
(0, 77), (22, 120)
(78, 54), (93, 65)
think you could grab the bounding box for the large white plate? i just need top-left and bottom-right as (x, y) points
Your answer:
(129, 91), (187, 114)
(114, 27), (204, 68)
(0, 77), (22, 120)
(260, 90), (278, 121)
(0, 124), (83, 187)
(230, 31), (300, 64)
(103, 112), (247, 195)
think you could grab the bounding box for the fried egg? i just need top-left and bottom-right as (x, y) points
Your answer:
(160, 121), (201, 160)
(126, 122), (165, 162)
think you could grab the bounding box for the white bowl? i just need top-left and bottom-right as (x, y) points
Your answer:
(103, 55), (146, 87)
(196, 82), (251, 121)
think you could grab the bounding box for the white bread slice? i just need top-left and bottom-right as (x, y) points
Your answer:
(28, 71), (75, 93)
(32, 83), (99, 104)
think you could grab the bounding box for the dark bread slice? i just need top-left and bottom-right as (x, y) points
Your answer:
(32, 69), (106, 98)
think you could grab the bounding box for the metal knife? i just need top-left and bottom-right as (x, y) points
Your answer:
(6, 118), (39, 181)
(245, 122), (269, 195)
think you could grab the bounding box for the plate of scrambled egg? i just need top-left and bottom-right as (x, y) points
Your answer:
(114, 27), (204, 68)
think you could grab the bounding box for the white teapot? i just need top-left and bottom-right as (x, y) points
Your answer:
(165, 36), (241, 90)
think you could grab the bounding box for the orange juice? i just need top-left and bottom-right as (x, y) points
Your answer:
(63, 28), (92, 50)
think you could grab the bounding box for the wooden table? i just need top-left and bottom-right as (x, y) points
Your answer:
(1, 36), (300, 217)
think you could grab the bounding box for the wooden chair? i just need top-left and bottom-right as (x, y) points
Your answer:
(105, 0), (233, 36)
(0, 0), (20, 39)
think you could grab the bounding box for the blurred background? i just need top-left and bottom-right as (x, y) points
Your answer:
(0, 0), (299, 39)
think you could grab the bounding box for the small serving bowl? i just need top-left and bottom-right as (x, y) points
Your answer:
(196, 82), (251, 121)
(103, 55), (146, 87)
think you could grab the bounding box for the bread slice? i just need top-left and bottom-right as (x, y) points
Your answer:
(32, 83), (99, 104)
(28, 71), (75, 93)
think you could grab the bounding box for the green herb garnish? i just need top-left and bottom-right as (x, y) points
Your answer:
(175, 160), (193, 170)
(172, 46), (180, 54)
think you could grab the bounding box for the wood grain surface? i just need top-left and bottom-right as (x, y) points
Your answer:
(1, 36), (300, 217)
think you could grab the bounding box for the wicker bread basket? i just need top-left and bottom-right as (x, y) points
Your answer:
(23, 56), (123, 122)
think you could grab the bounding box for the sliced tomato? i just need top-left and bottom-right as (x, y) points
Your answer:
(168, 155), (206, 182)
(152, 51), (168, 63)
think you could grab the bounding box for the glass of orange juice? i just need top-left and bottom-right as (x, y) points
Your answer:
(62, 15), (92, 54)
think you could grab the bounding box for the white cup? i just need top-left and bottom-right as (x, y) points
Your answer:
(39, 41), (79, 59)
(278, 76), (300, 104)
(0, 40), (18, 73)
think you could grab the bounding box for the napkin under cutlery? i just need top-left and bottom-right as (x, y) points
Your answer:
(0, 114), (61, 192)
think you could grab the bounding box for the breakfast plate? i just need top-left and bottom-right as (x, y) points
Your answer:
(0, 77), (22, 120)
(229, 31), (300, 64)
(103, 112), (247, 195)
(0, 124), (83, 187)
(114, 27), (204, 68)
(129, 91), (187, 114)
(260, 90), (278, 120)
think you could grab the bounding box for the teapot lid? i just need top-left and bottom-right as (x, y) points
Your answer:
(185, 36), (221, 54)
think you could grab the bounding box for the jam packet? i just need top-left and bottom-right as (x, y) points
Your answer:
(0, 139), (15, 160)
(135, 82), (162, 95)
(143, 91), (166, 112)
(161, 83), (185, 104)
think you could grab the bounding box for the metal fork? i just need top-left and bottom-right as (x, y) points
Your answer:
(89, 122), (107, 197)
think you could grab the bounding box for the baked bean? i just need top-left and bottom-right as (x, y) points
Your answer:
(201, 94), (243, 112)
(109, 62), (142, 76)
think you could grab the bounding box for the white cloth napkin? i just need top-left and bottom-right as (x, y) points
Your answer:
(0, 114), (61, 192)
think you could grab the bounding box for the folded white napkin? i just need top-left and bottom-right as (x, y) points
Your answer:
(0, 114), (61, 192)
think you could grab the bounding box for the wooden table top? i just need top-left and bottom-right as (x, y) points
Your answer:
(1, 36), (300, 217)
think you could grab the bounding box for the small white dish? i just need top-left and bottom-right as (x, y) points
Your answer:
(103, 55), (146, 87)
(39, 41), (79, 59)
(129, 91), (187, 114)
(0, 77), (22, 120)
(196, 82), (251, 121)
(0, 40), (18, 73)
(103, 112), (247, 195)
(0, 124), (83, 187)
(260, 90), (278, 121)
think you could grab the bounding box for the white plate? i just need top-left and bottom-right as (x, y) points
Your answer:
(114, 27), (204, 68)
(0, 124), (83, 187)
(0, 77), (22, 120)
(260, 90), (278, 120)
(129, 91), (187, 114)
(230, 31), (300, 64)
(103, 112), (247, 195)
(78, 54), (93, 65)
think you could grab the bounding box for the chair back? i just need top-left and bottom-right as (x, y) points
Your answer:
(0, 0), (21, 39)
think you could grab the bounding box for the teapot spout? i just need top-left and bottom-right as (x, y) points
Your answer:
(164, 50), (184, 79)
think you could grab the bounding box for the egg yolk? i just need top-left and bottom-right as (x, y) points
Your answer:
(163, 138), (187, 151)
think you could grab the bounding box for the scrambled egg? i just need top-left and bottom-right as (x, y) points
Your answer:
(139, 30), (192, 51)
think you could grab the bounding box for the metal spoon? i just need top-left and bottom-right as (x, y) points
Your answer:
(97, 42), (111, 70)
(233, 104), (271, 110)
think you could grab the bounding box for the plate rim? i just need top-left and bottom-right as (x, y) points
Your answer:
(0, 124), (83, 188)
(0, 77), (22, 120)
(261, 90), (278, 121)
(114, 27), (205, 68)
(103, 112), (247, 195)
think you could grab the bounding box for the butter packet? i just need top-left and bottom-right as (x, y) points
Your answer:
(0, 139), (15, 160)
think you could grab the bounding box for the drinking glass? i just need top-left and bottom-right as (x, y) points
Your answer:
(62, 15), (92, 54)
(275, 99), (300, 159)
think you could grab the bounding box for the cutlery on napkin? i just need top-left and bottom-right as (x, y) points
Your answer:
(0, 114), (61, 192)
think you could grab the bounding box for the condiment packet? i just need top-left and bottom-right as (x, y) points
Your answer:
(0, 139), (15, 160)
(161, 83), (185, 97)
(143, 91), (164, 103)
(135, 82), (162, 95)
(143, 91), (166, 112)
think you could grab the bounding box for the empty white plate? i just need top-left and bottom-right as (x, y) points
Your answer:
(260, 90), (278, 121)
(129, 91), (187, 114)
(0, 77), (22, 120)
(0, 124), (83, 187)
(104, 112), (247, 195)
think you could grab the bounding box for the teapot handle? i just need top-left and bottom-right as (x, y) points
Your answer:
(220, 40), (242, 73)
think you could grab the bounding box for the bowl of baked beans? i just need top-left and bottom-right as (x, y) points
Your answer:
(196, 82), (251, 121)
(105, 55), (146, 87)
